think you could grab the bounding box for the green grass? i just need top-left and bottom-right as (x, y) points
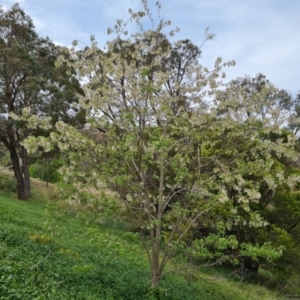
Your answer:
(0, 178), (285, 299)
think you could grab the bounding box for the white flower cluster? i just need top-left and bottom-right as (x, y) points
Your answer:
(10, 107), (52, 130)
(22, 136), (53, 154)
(249, 213), (268, 228)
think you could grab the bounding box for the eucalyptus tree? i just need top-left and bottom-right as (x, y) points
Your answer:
(25, 1), (299, 287)
(0, 4), (83, 200)
(288, 92), (300, 136)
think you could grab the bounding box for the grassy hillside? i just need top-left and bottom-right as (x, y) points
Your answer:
(0, 174), (285, 299)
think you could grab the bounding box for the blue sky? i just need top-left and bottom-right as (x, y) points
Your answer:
(2, 0), (300, 96)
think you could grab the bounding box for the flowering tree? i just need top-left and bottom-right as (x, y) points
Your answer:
(25, 1), (299, 287)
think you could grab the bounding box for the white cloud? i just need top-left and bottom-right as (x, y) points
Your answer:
(156, 0), (300, 95)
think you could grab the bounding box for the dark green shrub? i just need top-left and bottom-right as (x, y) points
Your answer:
(0, 176), (17, 194)
(29, 156), (63, 183)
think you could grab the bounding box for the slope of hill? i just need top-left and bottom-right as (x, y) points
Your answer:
(0, 174), (283, 299)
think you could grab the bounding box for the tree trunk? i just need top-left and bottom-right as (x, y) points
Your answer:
(151, 239), (161, 288)
(1, 124), (31, 200)
(151, 272), (160, 288)
(10, 145), (30, 201)
(150, 164), (165, 287)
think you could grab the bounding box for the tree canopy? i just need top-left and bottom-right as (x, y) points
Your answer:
(0, 4), (83, 200)
(23, 1), (300, 287)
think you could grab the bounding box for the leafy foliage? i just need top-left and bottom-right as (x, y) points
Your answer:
(0, 4), (83, 200)
(0, 174), (17, 194)
(29, 155), (63, 183)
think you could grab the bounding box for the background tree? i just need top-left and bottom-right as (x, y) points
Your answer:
(288, 91), (300, 135)
(202, 75), (300, 275)
(0, 4), (84, 200)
